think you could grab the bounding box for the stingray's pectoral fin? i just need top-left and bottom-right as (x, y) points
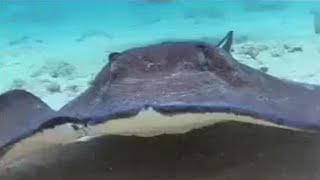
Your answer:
(0, 89), (56, 151)
(0, 90), (88, 166)
(216, 31), (233, 52)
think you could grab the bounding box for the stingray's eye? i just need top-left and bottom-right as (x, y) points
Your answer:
(195, 44), (209, 53)
(108, 52), (121, 63)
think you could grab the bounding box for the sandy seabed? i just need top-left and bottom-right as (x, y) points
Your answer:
(2, 35), (320, 110)
(2, 2), (320, 109)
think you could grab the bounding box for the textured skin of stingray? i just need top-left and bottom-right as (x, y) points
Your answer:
(0, 90), (56, 151)
(1, 31), (320, 155)
(59, 40), (320, 130)
(0, 90), (82, 153)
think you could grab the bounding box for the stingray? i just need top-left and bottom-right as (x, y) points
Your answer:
(1, 31), (320, 165)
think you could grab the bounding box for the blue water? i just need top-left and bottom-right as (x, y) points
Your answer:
(1, 0), (320, 45)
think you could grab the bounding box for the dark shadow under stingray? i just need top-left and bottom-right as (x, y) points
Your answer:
(1, 122), (320, 180)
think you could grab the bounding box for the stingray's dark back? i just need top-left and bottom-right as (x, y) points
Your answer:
(0, 90), (55, 150)
(60, 42), (320, 130)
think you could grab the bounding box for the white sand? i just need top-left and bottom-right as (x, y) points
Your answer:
(1, 2), (320, 110)
(2, 36), (320, 110)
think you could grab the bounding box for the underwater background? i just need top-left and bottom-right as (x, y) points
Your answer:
(1, 0), (320, 110)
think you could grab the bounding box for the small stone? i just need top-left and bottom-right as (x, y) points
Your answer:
(66, 85), (80, 93)
(289, 47), (303, 52)
(241, 46), (260, 59)
(30, 71), (41, 78)
(10, 79), (25, 89)
(260, 66), (269, 73)
(270, 48), (284, 57)
(46, 82), (61, 93)
(235, 43), (268, 60)
(50, 72), (60, 78)
(284, 44), (303, 53)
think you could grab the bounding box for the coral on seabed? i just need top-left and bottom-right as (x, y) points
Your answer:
(10, 79), (26, 89)
(66, 85), (80, 93)
(234, 43), (269, 59)
(31, 61), (76, 79)
(234, 42), (303, 60)
(45, 82), (61, 93)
